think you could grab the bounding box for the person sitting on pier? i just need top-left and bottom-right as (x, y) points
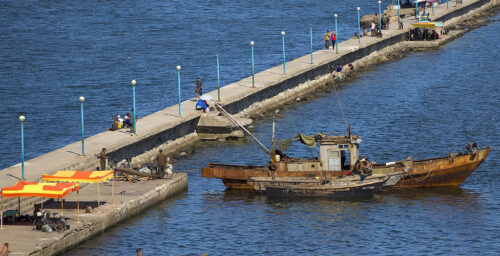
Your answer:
(195, 99), (210, 112)
(363, 28), (369, 37)
(106, 115), (121, 131)
(348, 62), (354, 71)
(352, 32), (359, 39)
(123, 113), (132, 127)
(336, 64), (343, 73)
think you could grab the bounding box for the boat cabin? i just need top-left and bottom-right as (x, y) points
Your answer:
(318, 135), (361, 172)
(273, 134), (361, 172)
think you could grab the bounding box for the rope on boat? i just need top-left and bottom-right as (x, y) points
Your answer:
(399, 156), (432, 184)
(328, 65), (349, 134)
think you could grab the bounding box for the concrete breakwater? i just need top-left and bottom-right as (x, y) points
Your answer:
(0, 173), (187, 256)
(0, 0), (498, 254)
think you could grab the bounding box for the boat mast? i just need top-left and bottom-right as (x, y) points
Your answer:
(215, 102), (272, 156)
(271, 115), (276, 161)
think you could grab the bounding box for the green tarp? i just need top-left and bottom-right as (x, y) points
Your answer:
(277, 133), (322, 151)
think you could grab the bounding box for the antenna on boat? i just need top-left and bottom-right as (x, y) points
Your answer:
(331, 74), (349, 135)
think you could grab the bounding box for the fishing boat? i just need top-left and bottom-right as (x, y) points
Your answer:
(248, 171), (404, 192)
(203, 87), (489, 191)
(265, 178), (387, 198)
(202, 132), (490, 190)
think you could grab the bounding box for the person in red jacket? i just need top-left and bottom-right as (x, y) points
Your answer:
(331, 31), (336, 51)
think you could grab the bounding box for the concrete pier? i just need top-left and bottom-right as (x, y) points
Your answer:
(0, 173), (187, 255)
(0, 0), (498, 254)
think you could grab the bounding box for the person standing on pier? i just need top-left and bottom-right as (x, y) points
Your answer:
(97, 148), (108, 170)
(331, 31), (336, 51)
(323, 30), (331, 50)
(194, 77), (203, 99)
(155, 149), (167, 179)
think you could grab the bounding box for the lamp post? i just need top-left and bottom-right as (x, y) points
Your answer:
(19, 115), (25, 180)
(334, 14), (339, 53)
(416, 3), (419, 21)
(281, 31), (286, 75)
(378, 1), (382, 30)
(432, 1), (435, 15)
(176, 65), (182, 116)
(309, 25), (313, 63)
(398, 0), (401, 29)
(250, 41), (255, 88)
(357, 7), (361, 44)
(79, 96), (85, 155)
(216, 55), (221, 102)
(447, 0), (449, 8)
(131, 80), (136, 134)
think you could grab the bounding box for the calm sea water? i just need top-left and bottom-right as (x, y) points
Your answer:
(69, 12), (500, 256)
(1, 1), (499, 255)
(0, 0), (380, 170)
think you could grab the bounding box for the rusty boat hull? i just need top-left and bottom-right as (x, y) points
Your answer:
(201, 147), (490, 190)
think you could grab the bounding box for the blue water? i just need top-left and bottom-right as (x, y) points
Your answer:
(0, 0), (382, 170)
(1, 0), (499, 255)
(69, 12), (500, 256)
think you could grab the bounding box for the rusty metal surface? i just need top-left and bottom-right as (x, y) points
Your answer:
(202, 147), (490, 190)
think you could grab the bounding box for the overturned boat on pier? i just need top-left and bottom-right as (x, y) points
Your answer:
(202, 133), (490, 190)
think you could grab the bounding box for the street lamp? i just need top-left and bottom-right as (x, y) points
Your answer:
(357, 7), (361, 44)
(334, 14), (339, 53)
(131, 80), (137, 134)
(398, 0), (401, 29)
(176, 65), (182, 116)
(378, 1), (382, 30)
(216, 56), (221, 101)
(19, 115), (25, 180)
(79, 96), (85, 155)
(281, 31), (286, 75)
(250, 41), (255, 88)
(309, 25), (313, 63)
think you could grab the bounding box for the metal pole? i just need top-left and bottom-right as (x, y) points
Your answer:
(357, 7), (361, 44)
(77, 190), (80, 222)
(334, 14), (339, 53)
(250, 41), (255, 87)
(97, 182), (100, 207)
(416, 3), (419, 21)
(60, 198), (63, 214)
(131, 80), (137, 134)
(432, 2), (434, 15)
(378, 1), (382, 30)
(1, 197), (3, 229)
(112, 175), (115, 205)
(176, 66), (182, 116)
(447, 0), (449, 8)
(309, 25), (313, 63)
(216, 55), (221, 101)
(20, 116), (25, 180)
(398, 0), (401, 28)
(80, 97), (85, 155)
(281, 31), (286, 75)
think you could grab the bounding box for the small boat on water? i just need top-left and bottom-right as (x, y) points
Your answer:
(252, 172), (404, 198)
(202, 132), (490, 191)
(265, 178), (386, 198)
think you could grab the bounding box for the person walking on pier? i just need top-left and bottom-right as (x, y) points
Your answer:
(194, 77), (203, 99)
(323, 30), (331, 50)
(97, 148), (108, 170)
(155, 149), (167, 179)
